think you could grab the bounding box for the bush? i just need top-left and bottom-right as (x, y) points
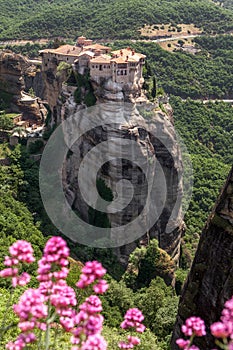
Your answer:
(28, 139), (44, 154)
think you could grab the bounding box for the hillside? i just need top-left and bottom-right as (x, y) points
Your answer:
(212, 0), (233, 9)
(0, 0), (233, 40)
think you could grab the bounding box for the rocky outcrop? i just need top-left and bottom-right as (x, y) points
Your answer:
(42, 60), (71, 125)
(58, 79), (185, 266)
(24, 66), (45, 99)
(0, 50), (44, 98)
(0, 50), (46, 124)
(0, 50), (26, 105)
(171, 166), (233, 349)
(40, 58), (186, 267)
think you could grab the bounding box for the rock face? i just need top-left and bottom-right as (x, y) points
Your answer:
(57, 79), (185, 266)
(41, 59), (185, 267)
(24, 67), (45, 99)
(0, 50), (46, 123)
(171, 166), (233, 349)
(0, 50), (44, 99)
(0, 50), (26, 97)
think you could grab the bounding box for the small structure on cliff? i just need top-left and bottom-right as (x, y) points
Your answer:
(39, 36), (146, 87)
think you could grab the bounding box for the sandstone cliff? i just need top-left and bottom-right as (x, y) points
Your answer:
(171, 166), (233, 349)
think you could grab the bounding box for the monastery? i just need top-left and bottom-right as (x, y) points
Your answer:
(39, 36), (146, 86)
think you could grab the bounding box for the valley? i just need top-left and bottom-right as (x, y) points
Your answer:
(0, 0), (232, 349)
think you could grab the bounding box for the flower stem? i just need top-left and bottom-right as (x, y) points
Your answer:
(45, 323), (51, 350)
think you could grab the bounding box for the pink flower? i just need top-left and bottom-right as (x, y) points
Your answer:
(176, 339), (190, 349)
(71, 294), (105, 346)
(12, 272), (31, 288)
(118, 335), (141, 349)
(93, 279), (109, 294)
(0, 267), (18, 278)
(76, 261), (107, 292)
(37, 237), (70, 285)
(176, 338), (200, 350)
(80, 334), (107, 350)
(4, 256), (18, 266)
(13, 288), (48, 322)
(121, 308), (145, 333)
(211, 321), (230, 338)
(50, 280), (77, 310)
(79, 295), (103, 314)
(9, 241), (35, 263)
(181, 317), (206, 337)
(6, 332), (36, 349)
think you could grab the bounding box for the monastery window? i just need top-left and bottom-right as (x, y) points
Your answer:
(99, 65), (103, 71)
(121, 70), (123, 75)
(92, 65), (94, 68)
(96, 65), (98, 68)
(47, 58), (50, 62)
(124, 70), (127, 75)
(103, 65), (106, 68)
(67, 58), (69, 61)
(117, 70), (120, 75)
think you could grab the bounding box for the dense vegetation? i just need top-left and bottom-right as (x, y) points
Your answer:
(0, 142), (181, 349)
(0, 0), (233, 40)
(170, 97), (231, 258)
(113, 40), (233, 99)
(194, 34), (233, 58)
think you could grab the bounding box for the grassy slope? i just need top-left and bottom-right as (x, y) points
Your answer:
(0, 0), (233, 39)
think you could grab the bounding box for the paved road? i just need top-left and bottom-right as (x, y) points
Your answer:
(182, 99), (233, 104)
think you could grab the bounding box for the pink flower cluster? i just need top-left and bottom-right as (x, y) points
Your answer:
(118, 309), (145, 349)
(176, 338), (200, 350)
(211, 296), (233, 346)
(6, 289), (48, 349)
(0, 237), (145, 350)
(118, 336), (141, 349)
(37, 236), (70, 283)
(181, 317), (206, 337)
(176, 317), (206, 350)
(121, 308), (145, 333)
(6, 333), (36, 350)
(0, 241), (34, 288)
(50, 279), (77, 331)
(71, 295), (106, 350)
(76, 261), (108, 294)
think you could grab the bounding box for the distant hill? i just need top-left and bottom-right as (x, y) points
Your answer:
(0, 0), (233, 40)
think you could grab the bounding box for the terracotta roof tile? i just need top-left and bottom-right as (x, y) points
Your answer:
(40, 45), (82, 56)
(90, 54), (112, 63)
(83, 43), (111, 51)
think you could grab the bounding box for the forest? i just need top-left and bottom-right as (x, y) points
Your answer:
(0, 0), (233, 39)
(113, 39), (233, 99)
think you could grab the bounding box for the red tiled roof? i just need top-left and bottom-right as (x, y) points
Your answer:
(40, 45), (82, 56)
(111, 48), (146, 61)
(111, 57), (128, 64)
(83, 43), (111, 51)
(90, 55), (112, 63)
